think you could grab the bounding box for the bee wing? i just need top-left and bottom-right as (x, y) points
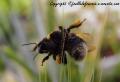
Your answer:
(87, 44), (96, 52)
(76, 32), (96, 52)
(76, 32), (93, 43)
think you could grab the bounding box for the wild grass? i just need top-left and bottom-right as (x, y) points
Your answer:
(0, 0), (120, 82)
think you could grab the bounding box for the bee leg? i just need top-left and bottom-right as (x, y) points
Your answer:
(53, 55), (56, 60)
(61, 53), (67, 64)
(56, 55), (61, 64)
(33, 42), (41, 51)
(41, 53), (51, 66)
(33, 45), (38, 51)
(67, 19), (86, 32)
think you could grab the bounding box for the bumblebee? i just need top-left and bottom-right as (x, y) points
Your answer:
(24, 19), (95, 66)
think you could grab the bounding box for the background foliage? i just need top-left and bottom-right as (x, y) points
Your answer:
(0, 0), (120, 82)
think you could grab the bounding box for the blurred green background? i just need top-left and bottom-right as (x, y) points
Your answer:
(0, 0), (120, 82)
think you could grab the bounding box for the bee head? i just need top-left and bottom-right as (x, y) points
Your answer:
(38, 38), (50, 53)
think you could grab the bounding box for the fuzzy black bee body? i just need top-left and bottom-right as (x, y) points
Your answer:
(35, 30), (87, 65)
(49, 31), (88, 61)
(31, 19), (89, 65)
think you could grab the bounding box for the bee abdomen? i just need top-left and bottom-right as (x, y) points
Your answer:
(70, 42), (88, 61)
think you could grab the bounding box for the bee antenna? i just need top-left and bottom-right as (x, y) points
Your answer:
(33, 53), (39, 60)
(22, 43), (37, 46)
